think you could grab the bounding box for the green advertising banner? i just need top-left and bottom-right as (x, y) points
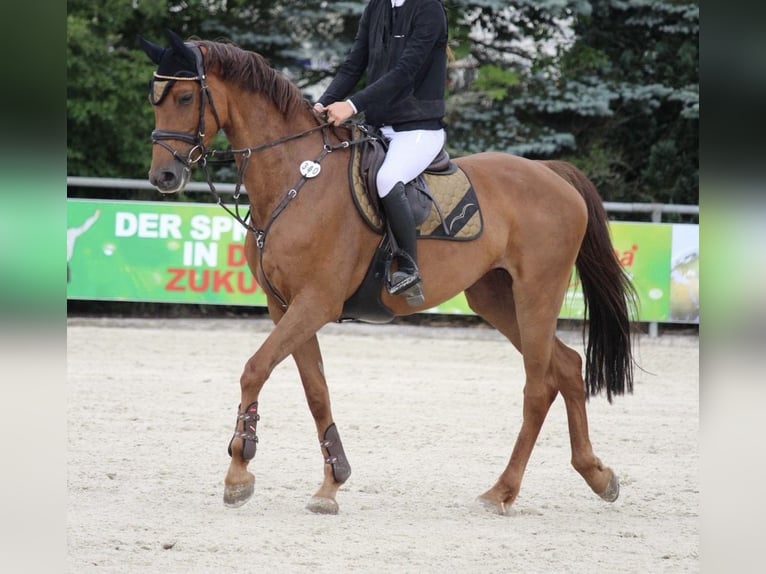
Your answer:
(67, 199), (698, 323)
(67, 199), (269, 305)
(561, 222), (673, 321)
(558, 222), (698, 323)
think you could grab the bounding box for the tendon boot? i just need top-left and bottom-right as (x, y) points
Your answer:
(381, 182), (424, 306)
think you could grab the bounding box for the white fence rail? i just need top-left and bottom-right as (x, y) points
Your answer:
(67, 177), (699, 222)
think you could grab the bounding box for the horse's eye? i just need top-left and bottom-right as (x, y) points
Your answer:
(179, 93), (194, 105)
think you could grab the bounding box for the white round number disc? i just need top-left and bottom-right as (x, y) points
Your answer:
(299, 160), (321, 178)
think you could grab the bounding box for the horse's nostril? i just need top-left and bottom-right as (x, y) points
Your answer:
(149, 169), (179, 192)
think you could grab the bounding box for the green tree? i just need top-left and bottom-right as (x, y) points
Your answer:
(67, 1), (166, 180)
(444, 0), (698, 207)
(67, 0), (698, 209)
(67, 0), (364, 183)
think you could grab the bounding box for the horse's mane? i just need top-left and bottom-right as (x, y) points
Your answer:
(199, 40), (308, 117)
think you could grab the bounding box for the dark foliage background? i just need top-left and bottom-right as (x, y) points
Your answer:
(67, 0), (698, 211)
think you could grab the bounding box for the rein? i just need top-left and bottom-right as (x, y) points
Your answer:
(151, 43), (378, 308)
(207, 126), (374, 309)
(205, 124), (357, 249)
(198, 122), (332, 238)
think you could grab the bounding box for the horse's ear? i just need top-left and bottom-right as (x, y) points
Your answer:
(165, 29), (198, 66)
(137, 35), (165, 65)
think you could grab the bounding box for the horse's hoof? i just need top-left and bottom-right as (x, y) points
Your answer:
(306, 496), (339, 515)
(474, 496), (516, 516)
(223, 479), (255, 508)
(598, 470), (620, 502)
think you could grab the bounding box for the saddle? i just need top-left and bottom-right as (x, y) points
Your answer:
(351, 124), (479, 236)
(356, 124), (457, 228)
(340, 123), (484, 323)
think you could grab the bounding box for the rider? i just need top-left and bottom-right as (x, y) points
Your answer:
(314, 0), (449, 298)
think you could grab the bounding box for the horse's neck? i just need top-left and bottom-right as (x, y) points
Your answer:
(225, 94), (323, 226)
(225, 91), (317, 154)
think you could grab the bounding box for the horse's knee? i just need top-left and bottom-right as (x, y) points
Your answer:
(240, 356), (268, 393)
(522, 382), (558, 420)
(523, 381), (557, 400)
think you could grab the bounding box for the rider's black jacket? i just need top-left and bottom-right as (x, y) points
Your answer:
(318, 0), (447, 131)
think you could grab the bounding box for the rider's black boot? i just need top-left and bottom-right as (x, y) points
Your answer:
(381, 181), (423, 300)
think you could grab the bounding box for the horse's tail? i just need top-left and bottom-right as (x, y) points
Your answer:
(543, 160), (638, 402)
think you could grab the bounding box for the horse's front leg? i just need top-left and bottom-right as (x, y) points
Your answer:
(291, 334), (351, 514)
(223, 296), (334, 508)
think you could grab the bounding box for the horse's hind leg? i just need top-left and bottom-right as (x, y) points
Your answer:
(291, 333), (351, 514)
(467, 270), (618, 513)
(552, 341), (619, 501)
(465, 270), (559, 515)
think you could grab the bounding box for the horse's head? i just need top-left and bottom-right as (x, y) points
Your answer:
(139, 30), (222, 193)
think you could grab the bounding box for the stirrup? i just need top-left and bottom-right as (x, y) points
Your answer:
(387, 271), (425, 306)
(388, 270), (421, 295)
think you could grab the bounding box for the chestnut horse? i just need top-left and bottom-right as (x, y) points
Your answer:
(140, 31), (636, 515)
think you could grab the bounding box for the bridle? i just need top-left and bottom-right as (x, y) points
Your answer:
(149, 42), (332, 235)
(149, 42), (377, 308)
(149, 43), (223, 170)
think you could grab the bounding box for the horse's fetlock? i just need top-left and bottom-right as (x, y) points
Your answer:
(571, 454), (596, 474)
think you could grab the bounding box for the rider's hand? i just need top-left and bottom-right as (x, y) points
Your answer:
(324, 101), (355, 126)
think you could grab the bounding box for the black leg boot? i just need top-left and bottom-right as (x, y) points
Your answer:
(381, 182), (424, 302)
